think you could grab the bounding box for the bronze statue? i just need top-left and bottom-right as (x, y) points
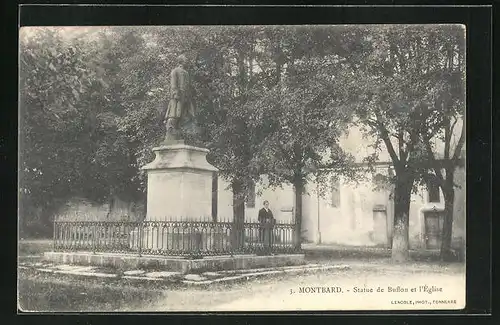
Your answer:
(163, 54), (195, 142)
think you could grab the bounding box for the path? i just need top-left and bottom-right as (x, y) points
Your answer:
(139, 261), (465, 311)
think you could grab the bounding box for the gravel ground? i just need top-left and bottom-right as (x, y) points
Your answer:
(142, 261), (465, 312)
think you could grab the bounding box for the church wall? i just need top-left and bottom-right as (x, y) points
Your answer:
(216, 176), (295, 223)
(55, 196), (144, 222)
(216, 177), (234, 221)
(298, 166), (465, 250)
(214, 168), (464, 250)
(300, 168), (395, 247)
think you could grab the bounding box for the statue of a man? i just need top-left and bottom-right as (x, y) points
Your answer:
(163, 54), (195, 142)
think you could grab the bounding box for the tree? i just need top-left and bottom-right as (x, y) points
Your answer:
(340, 25), (464, 261)
(189, 27), (272, 248)
(243, 26), (362, 249)
(105, 26), (272, 236)
(183, 26), (357, 248)
(19, 28), (112, 235)
(416, 26), (465, 260)
(19, 27), (143, 234)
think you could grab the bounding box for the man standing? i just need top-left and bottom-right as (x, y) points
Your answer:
(258, 200), (275, 254)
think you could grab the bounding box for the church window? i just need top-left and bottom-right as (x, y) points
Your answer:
(427, 177), (441, 203)
(330, 179), (340, 207)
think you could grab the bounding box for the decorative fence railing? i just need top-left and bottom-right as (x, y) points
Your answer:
(53, 219), (299, 258)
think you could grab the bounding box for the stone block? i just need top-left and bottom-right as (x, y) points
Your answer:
(141, 144), (217, 222)
(123, 270), (145, 276)
(184, 274), (207, 281)
(145, 271), (180, 278)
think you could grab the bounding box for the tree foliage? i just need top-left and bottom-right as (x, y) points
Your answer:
(19, 28), (141, 235)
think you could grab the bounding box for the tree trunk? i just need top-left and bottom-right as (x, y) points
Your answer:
(231, 179), (245, 250)
(142, 193), (147, 221)
(237, 51), (247, 96)
(106, 189), (115, 220)
(211, 172), (218, 222)
(391, 176), (412, 262)
(440, 172), (455, 261)
(293, 180), (304, 251)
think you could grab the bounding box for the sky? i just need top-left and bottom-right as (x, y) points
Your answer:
(19, 26), (107, 43)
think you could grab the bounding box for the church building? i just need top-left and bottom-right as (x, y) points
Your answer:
(214, 125), (465, 250)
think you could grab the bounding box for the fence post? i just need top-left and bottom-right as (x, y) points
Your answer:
(138, 222), (143, 257)
(92, 223), (96, 254)
(52, 218), (56, 251)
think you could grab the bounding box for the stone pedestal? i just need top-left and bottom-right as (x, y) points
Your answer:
(135, 141), (218, 252)
(141, 141), (218, 221)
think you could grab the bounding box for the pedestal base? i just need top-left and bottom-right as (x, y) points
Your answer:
(44, 251), (306, 274)
(141, 143), (218, 221)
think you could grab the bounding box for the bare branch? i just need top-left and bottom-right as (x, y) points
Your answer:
(398, 130), (407, 163)
(364, 118), (378, 128)
(391, 41), (407, 74)
(443, 127), (451, 160)
(422, 132), (445, 188)
(374, 109), (400, 166)
(450, 115), (459, 134)
(405, 128), (419, 164)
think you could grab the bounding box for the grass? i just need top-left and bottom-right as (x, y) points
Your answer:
(18, 239), (53, 256)
(18, 268), (168, 312)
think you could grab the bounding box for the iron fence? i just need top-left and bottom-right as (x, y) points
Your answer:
(53, 219), (299, 258)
